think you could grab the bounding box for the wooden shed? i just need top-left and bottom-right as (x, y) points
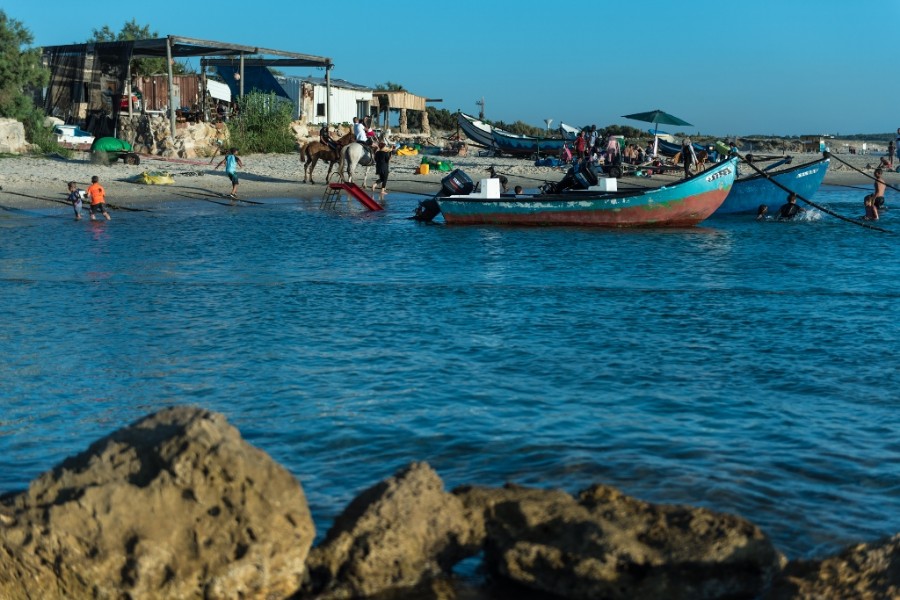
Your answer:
(372, 90), (430, 133)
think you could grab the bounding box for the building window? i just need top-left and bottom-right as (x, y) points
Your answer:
(316, 103), (325, 117)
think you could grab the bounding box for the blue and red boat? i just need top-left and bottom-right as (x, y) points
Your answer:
(421, 157), (738, 227)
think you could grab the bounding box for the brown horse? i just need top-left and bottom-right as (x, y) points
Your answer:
(301, 133), (354, 184)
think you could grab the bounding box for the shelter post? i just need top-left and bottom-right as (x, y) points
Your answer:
(126, 61), (133, 119)
(325, 64), (332, 128)
(239, 53), (245, 99)
(166, 36), (176, 137)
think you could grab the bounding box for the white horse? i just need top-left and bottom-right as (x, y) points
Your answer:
(339, 130), (392, 186)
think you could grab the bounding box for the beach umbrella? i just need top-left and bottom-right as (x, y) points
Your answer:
(622, 109), (693, 156)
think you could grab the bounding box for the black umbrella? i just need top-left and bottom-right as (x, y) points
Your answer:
(622, 109), (693, 156)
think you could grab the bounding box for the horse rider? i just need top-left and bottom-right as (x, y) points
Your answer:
(319, 123), (338, 152)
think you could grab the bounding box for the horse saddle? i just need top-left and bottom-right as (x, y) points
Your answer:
(359, 144), (375, 166)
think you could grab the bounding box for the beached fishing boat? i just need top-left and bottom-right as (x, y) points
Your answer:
(716, 154), (830, 215)
(456, 112), (495, 148)
(559, 122), (580, 140)
(415, 157), (738, 227)
(491, 128), (567, 157)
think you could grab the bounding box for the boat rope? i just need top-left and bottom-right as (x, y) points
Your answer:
(736, 152), (891, 234)
(824, 151), (900, 194)
(0, 190), (151, 212)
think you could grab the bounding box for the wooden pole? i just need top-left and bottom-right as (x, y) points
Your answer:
(325, 64), (332, 128)
(239, 52), (245, 99)
(166, 36), (176, 137)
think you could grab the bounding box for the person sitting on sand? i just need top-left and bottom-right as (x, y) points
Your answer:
(777, 192), (805, 220)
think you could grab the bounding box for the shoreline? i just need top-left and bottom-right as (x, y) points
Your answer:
(0, 149), (893, 211)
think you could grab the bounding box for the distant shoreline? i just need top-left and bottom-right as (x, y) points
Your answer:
(0, 148), (894, 211)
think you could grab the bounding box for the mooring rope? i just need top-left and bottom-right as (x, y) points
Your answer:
(736, 152), (891, 233)
(824, 151), (900, 194)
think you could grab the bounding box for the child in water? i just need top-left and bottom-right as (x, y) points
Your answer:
(66, 181), (85, 220)
(863, 194), (879, 221)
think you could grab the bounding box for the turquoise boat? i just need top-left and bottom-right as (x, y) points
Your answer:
(715, 154), (830, 215)
(426, 157), (738, 227)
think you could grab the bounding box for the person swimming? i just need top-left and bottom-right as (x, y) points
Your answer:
(777, 192), (805, 220)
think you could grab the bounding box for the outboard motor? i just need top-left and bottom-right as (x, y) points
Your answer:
(412, 169), (475, 222)
(440, 169), (475, 196)
(543, 160), (598, 193)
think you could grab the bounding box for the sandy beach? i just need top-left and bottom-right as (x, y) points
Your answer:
(0, 144), (894, 212)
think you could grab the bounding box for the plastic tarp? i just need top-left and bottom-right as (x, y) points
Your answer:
(206, 79), (231, 103)
(91, 137), (133, 153)
(214, 66), (290, 100)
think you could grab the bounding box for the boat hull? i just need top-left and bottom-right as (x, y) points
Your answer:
(715, 156), (829, 214)
(456, 112), (495, 148)
(437, 158), (737, 227)
(491, 129), (566, 156)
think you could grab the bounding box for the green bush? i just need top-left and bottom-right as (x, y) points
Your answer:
(226, 91), (295, 153)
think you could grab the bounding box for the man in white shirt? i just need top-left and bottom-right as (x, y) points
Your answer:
(352, 117), (367, 143)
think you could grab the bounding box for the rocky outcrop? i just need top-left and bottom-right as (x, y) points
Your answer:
(456, 483), (784, 600)
(302, 462), (474, 599)
(0, 406), (314, 600)
(765, 533), (900, 599)
(1, 406), (897, 600)
(0, 118), (28, 154)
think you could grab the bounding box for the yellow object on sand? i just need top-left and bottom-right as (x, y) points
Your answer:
(397, 146), (419, 156)
(417, 163), (430, 175)
(129, 171), (175, 185)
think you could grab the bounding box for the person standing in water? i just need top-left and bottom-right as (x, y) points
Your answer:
(872, 168), (887, 210)
(86, 175), (111, 221)
(66, 181), (85, 220)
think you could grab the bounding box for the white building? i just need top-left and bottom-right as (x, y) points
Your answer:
(277, 76), (373, 125)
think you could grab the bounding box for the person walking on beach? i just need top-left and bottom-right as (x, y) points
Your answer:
(872, 167), (886, 210)
(895, 127), (900, 163)
(372, 142), (391, 195)
(888, 140), (895, 168)
(86, 175), (110, 221)
(681, 138), (694, 179)
(574, 131), (586, 160)
(66, 181), (85, 221)
(215, 147), (244, 199)
(777, 192), (805, 220)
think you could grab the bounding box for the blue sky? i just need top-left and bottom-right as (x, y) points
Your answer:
(7, 0), (897, 136)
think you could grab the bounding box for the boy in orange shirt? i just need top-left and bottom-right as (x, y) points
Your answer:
(86, 175), (111, 221)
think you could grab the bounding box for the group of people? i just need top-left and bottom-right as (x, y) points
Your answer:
(757, 166), (888, 222)
(65, 176), (110, 221)
(320, 116), (392, 194)
(563, 126), (629, 172)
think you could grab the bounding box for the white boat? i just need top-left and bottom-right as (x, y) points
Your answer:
(54, 125), (95, 147)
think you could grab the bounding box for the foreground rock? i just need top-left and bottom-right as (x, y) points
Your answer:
(456, 483), (784, 600)
(765, 533), (900, 599)
(302, 462), (474, 599)
(0, 406), (314, 600)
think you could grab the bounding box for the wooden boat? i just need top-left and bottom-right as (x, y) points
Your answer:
(424, 157), (738, 227)
(559, 122), (580, 140)
(490, 128), (567, 157)
(656, 138), (716, 158)
(715, 154), (830, 215)
(456, 112), (495, 148)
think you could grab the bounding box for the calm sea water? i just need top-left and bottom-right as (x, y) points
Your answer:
(1, 185), (898, 559)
